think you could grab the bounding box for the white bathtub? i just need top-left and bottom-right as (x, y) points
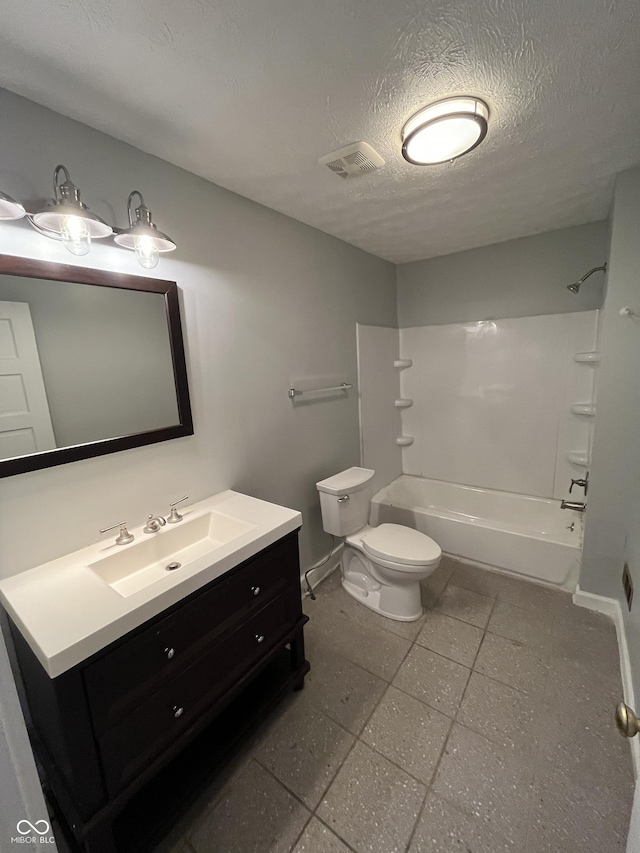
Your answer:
(370, 475), (582, 587)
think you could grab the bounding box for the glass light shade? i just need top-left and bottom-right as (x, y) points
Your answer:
(60, 214), (91, 256)
(0, 192), (26, 220)
(135, 234), (160, 269)
(402, 97), (489, 165)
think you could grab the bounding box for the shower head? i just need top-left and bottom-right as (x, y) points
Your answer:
(567, 263), (607, 294)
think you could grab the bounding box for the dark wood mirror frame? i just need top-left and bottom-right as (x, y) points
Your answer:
(0, 255), (193, 478)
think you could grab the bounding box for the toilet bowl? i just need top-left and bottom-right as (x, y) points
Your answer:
(316, 467), (442, 621)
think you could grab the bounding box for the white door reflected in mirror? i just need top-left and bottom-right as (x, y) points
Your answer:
(0, 301), (56, 459)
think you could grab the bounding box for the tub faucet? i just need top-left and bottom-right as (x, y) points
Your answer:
(560, 500), (586, 513)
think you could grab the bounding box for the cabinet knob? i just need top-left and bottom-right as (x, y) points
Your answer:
(255, 634), (265, 644)
(173, 705), (184, 718)
(164, 647), (175, 660)
(251, 586), (261, 596)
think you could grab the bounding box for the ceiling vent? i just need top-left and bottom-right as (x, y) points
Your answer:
(318, 142), (384, 179)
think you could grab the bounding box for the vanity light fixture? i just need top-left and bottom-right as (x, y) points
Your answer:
(114, 191), (176, 269)
(401, 96), (489, 165)
(0, 191), (26, 220)
(30, 165), (113, 256)
(0, 167), (176, 266)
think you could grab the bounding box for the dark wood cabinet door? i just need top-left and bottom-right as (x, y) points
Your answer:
(97, 591), (298, 796)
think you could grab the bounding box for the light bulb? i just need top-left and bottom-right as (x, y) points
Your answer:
(135, 234), (159, 269)
(61, 214), (91, 256)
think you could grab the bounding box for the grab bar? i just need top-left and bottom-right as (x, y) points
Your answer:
(288, 382), (352, 399)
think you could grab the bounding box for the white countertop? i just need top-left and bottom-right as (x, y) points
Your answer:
(0, 491), (302, 678)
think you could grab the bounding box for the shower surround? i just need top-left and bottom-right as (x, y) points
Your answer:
(356, 311), (599, 586)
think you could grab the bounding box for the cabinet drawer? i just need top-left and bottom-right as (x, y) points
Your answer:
(97, 593), (298, 796)
(84, 534), (299, 735)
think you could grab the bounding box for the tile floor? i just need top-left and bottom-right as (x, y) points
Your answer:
(154, 557), (635, 853)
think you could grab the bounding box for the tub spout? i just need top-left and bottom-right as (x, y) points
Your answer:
(561, 500), (586, 513)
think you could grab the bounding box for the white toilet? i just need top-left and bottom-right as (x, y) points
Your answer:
(316, 467), (442, 621)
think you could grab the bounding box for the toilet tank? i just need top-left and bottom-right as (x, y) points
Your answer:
(316, 467), (375, 536)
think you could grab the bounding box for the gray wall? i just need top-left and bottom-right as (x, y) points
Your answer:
(0, 277), (178, 446)
(581, 166), (640, 698)
(396, 221), (608, 327)
(0, 89), (394, 849)
(0, 88), (397, 578)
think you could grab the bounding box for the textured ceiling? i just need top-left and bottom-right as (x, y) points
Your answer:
(0, 0), (639, 263)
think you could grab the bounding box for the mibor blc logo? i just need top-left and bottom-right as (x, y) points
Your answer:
(11, 820), (55, 845)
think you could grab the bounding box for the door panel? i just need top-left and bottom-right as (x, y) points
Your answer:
(0, 302), (55, 459)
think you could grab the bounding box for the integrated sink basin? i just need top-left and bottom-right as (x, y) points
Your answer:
(0, 490), (302, 677)
(88, 510), (256, 597)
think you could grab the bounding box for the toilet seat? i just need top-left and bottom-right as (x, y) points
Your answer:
(362, 523), (441, 570)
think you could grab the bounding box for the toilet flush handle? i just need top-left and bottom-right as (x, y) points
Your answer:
(337, 495), (350, 503)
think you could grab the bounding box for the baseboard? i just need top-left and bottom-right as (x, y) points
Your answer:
(573, 586), (640, 779)
(300, 543), (343, 596)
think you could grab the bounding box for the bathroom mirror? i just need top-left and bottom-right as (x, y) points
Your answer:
(0, 255), (193, 477)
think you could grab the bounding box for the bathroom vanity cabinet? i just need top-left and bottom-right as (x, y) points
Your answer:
(9, 530), (308, 853)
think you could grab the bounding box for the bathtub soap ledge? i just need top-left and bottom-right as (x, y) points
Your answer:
(396, 436), (414, 446)
(570, 403), (596, 416)
(574, 351), (601, 364)
(566, 451), (591, 467)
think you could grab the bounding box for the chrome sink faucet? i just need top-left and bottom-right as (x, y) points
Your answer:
(144, 514), (167, 534)
(143, 495), (189, 532)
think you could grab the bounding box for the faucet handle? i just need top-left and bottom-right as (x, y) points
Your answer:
(100, 521), (134, 546)
(569, 471), (589, 495)
(167, 496), (189, 524)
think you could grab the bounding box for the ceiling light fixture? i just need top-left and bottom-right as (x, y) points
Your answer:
(31, 165), (113, 256)
(0, 191), (26, 220)
(114, 191), (176, 269)
(401, 96), (489, 165)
